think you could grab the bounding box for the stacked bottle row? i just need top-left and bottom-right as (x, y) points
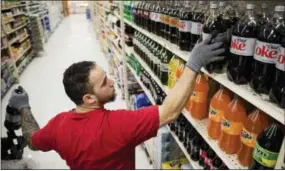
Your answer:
(184, 74), (284, 169)
(127, 1), (285, 109)
(168, 115), (228, 170)
(133, 31), (172, 86)
(140, 68), (166, 105)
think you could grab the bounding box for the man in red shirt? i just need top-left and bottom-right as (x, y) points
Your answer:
(8, 35), (224, 169)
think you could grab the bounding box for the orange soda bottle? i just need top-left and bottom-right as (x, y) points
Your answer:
(237, 109), (270, 167)
(188, 74), (209, 120)
(208, 86), (232, 140)
(219, 95), (247, 154)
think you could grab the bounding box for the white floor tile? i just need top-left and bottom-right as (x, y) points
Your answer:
(1, 14), (152, 169)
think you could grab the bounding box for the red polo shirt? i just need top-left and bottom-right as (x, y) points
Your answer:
(32, 106), (159, 169)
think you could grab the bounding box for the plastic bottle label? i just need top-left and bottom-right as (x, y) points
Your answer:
(169, 17), (178, 28)
(240, 128), (258, 148)
(221, 118), (243, 135)
(199, 149), (207, 159)
(155, 13), (161, 22)
(190, 91), (207, 103)
(230, 36), (256, 56)
(253, 142), (279, 168)
(160, 14), (165, 23)
(191, 22), (202, 35)
(164, 15), (170, 25)
(150, 12), (155, 21)
(202, 32), (211, 41)
(160, 63), (168, 72)
(209, 106), (223, 123)
(276, 46), (285, 71)
(254, 40), (280, 64)
(179, 20), (191, 32)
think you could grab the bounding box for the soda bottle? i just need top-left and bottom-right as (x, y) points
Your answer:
(169, 1), (179, 44)
(250, 6), (284, 94)
(203, 2), (228, 73)
(159, 2), (167, 39)
(250, 123), (284, 169)
(188, 74), (209, 120)
(199, 141), (209, 166)
(156, 45), (164, 78)
(190, 134), (202, 162)
(190, 1), (206, 50)
(183, 124), (191, 144)
(137, 1), (143, 27)
(269, 35), (285, 109)
(186, 131), (197, 154)
(237, 109), (270, 167)
(219, 95), (247, 154)
(178, 1), (194, 51)
(163, 1), (171, 40)
(204, 148), (216, 169)
(160, 49), (171, 85)
(155, 1), (163, 37)
(227, 4), (258, 84)
(145, 2), (152, 32)
(149, 1), (156, 33)
(211, 157), (223, 169)
(208, 86), (232, 140)
(168, 55), (177, 89)
(178, 118), (186, 141)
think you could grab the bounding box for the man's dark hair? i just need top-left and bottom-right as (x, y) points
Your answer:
(63, 61), (96, 105)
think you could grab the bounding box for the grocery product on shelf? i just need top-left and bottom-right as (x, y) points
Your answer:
(204, 148), (216, 169)
(167, 1), (179, 45)
(187, 74), (209, 120)
(208, 85), (232, 140)
(219, 95), (247, 154)
(190, 134), (202, 162)
(178, 1), (194, 51)
(237, 109), (270, 167)
(202, 2), (228, 74)
(198, 140), (209, 166)
(227, 3), (258, 84)
(250, 123), (284, 169)
(250, 5), (284, 94)
(190, 1), (206, 50)
(269, 35), (285, 109)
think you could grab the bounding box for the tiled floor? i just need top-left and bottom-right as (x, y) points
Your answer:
(1, 14), (152, 169)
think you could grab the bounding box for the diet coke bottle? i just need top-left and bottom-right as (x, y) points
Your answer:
(250, 5), (285, 94)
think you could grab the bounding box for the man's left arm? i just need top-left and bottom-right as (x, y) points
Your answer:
(21, 107), (40, 151)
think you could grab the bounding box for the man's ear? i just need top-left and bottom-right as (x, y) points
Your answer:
(82, 94), (97, 104)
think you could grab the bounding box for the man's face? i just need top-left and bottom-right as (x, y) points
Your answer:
(88, 65), (116, 105)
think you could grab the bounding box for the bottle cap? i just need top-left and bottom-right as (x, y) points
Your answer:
(210, 3), (218, 9)
(246, 4), (255, 10)
(275, 5), (285, 12)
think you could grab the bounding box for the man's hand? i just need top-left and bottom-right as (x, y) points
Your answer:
(9, 86), (30, 111)
(186, 35), (225, 72)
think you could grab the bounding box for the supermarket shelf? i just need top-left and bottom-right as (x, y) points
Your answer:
(124, 19), (190, 61)
(14, 46), (32, 62)
(166, 126), (203, 169)
(1, 4), (26, 11)
(124, 19), (285, 125)
(3, 19), (15, 24)
(127, 63), (156, 104)
(6, 23), (27, 35)
(201, 68), (285, 125)
(126, 45), (247, 169)
(13, 12), (25, 17)
(18, 51), (35, 75)
(127, 62), (202, 169)
(9, 35), (29, 45)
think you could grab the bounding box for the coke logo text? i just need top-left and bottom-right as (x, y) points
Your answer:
(231, 39), (246, 51)
(255, 44), (279, 59)
(277, 53), (285, 64)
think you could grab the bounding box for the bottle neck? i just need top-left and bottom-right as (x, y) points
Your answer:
(246, 9), (255, 19)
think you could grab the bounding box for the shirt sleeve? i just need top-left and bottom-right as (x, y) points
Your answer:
(31, 117), (58, 152)
(114, 105), (160, 146)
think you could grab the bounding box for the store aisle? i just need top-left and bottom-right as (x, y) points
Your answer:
(1, 14), (152, 169)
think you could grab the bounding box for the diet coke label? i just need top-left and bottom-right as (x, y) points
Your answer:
(191, 22), (203, 35)
(179, 20), (191, 32)
(276, 46), (285, 71)
(254, 40), (280, 64)
(230, 36), (256, 56)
